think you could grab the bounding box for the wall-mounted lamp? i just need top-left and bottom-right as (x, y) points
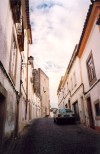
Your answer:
(96, 15), (100, 25)
(28, 56), (34, 65)
(96, 14), (100, 31)
(90, 0), (94, 3)
(22, 56), (34, 68)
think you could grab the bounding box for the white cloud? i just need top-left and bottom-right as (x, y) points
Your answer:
(30, 0), (90, 108)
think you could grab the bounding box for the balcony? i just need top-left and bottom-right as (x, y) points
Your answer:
(10, 0), (21, 23)
(16, 21), (24, 51)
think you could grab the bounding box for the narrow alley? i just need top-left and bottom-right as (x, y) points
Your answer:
(0, 0), (100, 153)
(1, 118), (100, 154)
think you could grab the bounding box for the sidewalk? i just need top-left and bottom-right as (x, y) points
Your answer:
(0, 123), (31, 154)
(78, 124), (100, 135)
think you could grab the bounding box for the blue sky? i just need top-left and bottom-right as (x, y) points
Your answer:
(30, 0), (90, 108)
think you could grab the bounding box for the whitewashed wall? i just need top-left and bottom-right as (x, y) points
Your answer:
(0, 1), (21, 138)
(80, 17), (100, 127)
(62, 57), (86, 123)
(58, 88), (64, 108)
(80, 18), (100, 91)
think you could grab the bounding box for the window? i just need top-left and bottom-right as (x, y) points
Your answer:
(73, 72), (77, 87)
(95, 100), (100, 117)
(9, 34), (17, 83)
(86, 52), (96, 86)
(70, 78), (73, 90)
(68, 99), (71, 109)
(67, 82), (69, 91)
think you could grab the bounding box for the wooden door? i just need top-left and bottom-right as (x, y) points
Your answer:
(73, 101), (80, 122)
(87, 97), (94, 128)
(0, 93), (5, 145)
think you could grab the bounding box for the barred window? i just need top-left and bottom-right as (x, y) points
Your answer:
(73, 72), (77, 87)
(95, 102), (100, 117)
(9, 34), (17, 83)
(86, 52), (96, 86)
(70, 78), (73, 91)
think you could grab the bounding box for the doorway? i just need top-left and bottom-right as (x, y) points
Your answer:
(81, 96), (86, 125)
(68, 99), (71, 109)
(0, 93), (6, 145)
(73, 101), (80, 122)
(15, 100), (19, 137)
(86, 97), (94, 129)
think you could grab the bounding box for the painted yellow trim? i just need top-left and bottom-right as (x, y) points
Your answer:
(78, 3), (100, 58)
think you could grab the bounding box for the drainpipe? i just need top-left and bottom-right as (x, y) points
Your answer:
(25, 42), (29, 120)
(15, 91), (20, 137)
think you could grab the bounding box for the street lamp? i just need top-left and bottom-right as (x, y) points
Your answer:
(28, 56), (34, 67)
(90, 0), (95, 3)
(96, 15), (100, 25)
(22, 56), (34, 68)
(96, 14), (100, 31)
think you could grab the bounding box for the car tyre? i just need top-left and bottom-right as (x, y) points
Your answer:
(56, 119), (59, 124)
(54, 118), (56, 123)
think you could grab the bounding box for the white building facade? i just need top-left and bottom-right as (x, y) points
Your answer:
(0, 0), (22, 144)
(77, 1), (100, 130)
(57, 45), (86, 124)
(57, 0), (100, 131)
(0, 0), (34, 146)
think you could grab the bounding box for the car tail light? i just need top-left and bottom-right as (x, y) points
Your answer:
(58, 114), (61, 117)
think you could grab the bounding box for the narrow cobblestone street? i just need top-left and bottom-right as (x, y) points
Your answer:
(1, 118), (100, 154)
(1, 1), (100, 154)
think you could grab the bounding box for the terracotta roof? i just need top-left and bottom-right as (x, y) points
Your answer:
(67, 44), (78, 73)
(77, 3), (93, 55)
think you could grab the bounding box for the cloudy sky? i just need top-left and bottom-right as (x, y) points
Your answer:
(30, 0), (90, 108)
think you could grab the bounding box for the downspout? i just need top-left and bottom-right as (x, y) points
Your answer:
(25, 39), (29, 120)
(15, 53), (23, 137)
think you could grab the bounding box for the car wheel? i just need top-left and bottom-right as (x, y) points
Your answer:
(56, 119), (59, 124)
(72, 119), (75, 124)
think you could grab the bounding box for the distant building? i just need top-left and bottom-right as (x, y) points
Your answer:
(57, 45), (86, 124)
(33, 68), (50, 117)
(57, 76), (64, 108)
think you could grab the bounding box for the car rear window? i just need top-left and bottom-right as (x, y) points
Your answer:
(59, 108), (73, 113)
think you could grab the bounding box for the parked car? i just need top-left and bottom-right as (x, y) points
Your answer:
(53, 108), (75, 124)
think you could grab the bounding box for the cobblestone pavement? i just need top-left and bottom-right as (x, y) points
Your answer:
(1, 118), (100, 154)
